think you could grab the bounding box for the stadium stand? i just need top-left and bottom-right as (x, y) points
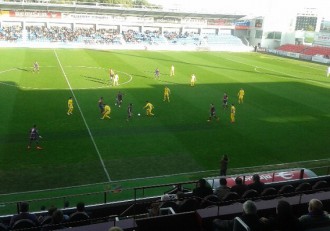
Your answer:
(0, 25), (22, 41)
(277, 44), (330, 57)
(0, 169), (329, 231)
(0, 24), (250, 51)
(301, 46), (330, 57)
(277, 44), (309, 53)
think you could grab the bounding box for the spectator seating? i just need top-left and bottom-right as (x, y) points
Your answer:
(260, 187), (277, 200)
(68, 212), (91, 227)
(1, 25), (249, 50)
(0, 26), (22, 41)
(241, 189), (259, 200)
(11, 219), (38, 231)
(277, 44), (330, 57)
(221, 192), (240, 205)
(312, 180), (329, 192)
(302, 46), (330, 56)
(278, 184), (295, 196)
(295, 182), (312, 194)
(177, 198), (200, 213)
(277, 44), (308, 53)
(200, 195), (220, 208)
(1, 174), (330, 231)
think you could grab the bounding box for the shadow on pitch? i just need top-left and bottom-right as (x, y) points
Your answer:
(83, 75), (108, 85)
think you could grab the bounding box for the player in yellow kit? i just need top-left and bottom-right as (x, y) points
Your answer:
(101, 104), (111, 119)
(144, 101), (154, 116)
(238, 88), (245, 104)
(67, 97), (73, 115)
(230, 104), (236, 123)
(163, 86), (171, 102)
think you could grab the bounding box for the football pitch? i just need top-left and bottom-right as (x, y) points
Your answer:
(1, 48), (330, 199)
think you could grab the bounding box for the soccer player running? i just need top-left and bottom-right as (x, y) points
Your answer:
(223, 93), (228, 109)
(67, 97), (73, 115)
(207, 103), (219, 122)
(98, 97), (104, 114)
(33, 61), (39, 73)
(115, 91), (123, 107)
(28, 125), (42, 150)
(113, 74), (119, 86)
(144, 101), (154, 116)
(238, 88), (245, 104)
(170, 65), (175, 76)
(230, 103), (236, 123)
(101, 104), (111, 119)
(191, 74), (196, 86)
(163, 86), (171, 102)
(127, 103), (133, 121)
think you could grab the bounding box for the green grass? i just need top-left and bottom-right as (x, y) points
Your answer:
(0, 48), (330, 213)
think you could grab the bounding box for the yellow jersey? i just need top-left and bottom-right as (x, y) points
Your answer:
(144, 102), (154, 110)
(238, 89), (245, 97)
(231, 105), (236, 114)
(164, 87), (170, 95)
(104, 105), (110, 112)
(68, 99), (73, 107)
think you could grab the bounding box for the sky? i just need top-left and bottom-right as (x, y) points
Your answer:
(148, 0), (330, 16)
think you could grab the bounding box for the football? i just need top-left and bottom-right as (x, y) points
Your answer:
(138, 113), (141, 116)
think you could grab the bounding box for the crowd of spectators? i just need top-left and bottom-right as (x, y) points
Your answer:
(0, 25), (243, 47)
(212, 198), (330, 231)
(0, 201), (91, 231)
(0, 25), (23, 41)
(0, 174), (329, 231)
(26, 26), (122, 44)
(122, 29), (164, 44)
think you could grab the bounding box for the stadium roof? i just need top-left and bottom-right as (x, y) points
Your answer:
(0, 1), (246, 19)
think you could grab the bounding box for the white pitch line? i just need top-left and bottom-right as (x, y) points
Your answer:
(53, 49), (111, 182)
(0, 68), (17, 74)
(2, 157), (330, 196)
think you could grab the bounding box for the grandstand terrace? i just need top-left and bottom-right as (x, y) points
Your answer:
(0, 165), (330, 230)
(0, 0), (252, 51)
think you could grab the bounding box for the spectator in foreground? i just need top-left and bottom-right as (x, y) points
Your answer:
(248, 174), (265, 193)
(193, 178), (213, 200)
(214, 178), (230, 200)
(299, 199), (330, 228)
(261, 200), (302, 231)
(230, 177), (248, 197)
(213, 200), (266, 231)
(148, 202), (161, 217)
(10, 202), (39, 228)
(72, 202), (89, 216)
(39, 206), (57, 225)
(42, 209), (66, 231)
